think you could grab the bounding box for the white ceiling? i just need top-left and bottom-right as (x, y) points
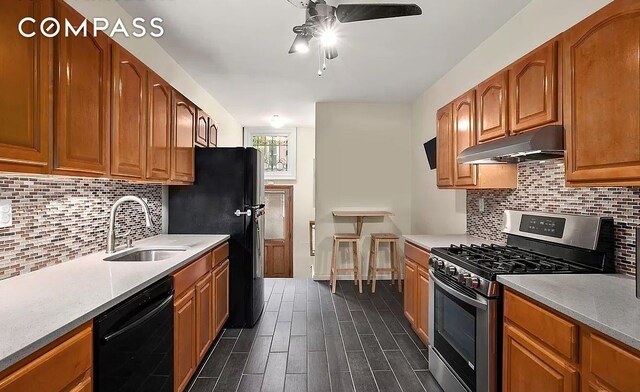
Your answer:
(120, 0), (531, 127)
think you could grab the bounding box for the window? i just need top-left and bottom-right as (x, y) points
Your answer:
(244, 128), (297, 180)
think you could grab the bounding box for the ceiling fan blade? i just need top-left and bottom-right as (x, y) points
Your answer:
(336, 4), (422, 23)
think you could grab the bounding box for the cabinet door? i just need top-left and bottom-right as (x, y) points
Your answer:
(503, 323), (579, 392)
(53, 2), (110, 176)
(111, 46), (146, 179)
(195, 273), (214, 363)
(436, 104), (454, 188)
(581, 329), (640, 392)
(146, 72), (172, 181)
(403, 258), (417, 327)
(171, 90), (195, 183)
(195, 110), (208, 147)
(208, 120), (217, 147)
(415, 266), (429, 345)
(214, 260), (229, 335)
(563, 0), (640, 186)
(0, 0), (52, 174)
(453, 90), (478, 187)
(477, 71), (509, 143)
(509, 41), (559, 133)
(174, 289), (196, 392)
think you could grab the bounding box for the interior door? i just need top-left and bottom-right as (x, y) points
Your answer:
(264, 185), (293, 278)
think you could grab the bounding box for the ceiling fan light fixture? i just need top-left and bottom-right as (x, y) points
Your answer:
(289, 33), (311, 54)
(325, 46), (338, 60)
(319, 28), (337, 47)
(270, 115), (285, 128)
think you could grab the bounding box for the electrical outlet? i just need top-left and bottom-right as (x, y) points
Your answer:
(0, 200), (12, 228)
(479, 197), (485, 213)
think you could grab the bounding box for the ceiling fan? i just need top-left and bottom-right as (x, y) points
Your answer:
(286, 0), (422, 75)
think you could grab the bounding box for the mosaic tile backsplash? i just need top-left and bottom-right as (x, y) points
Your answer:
(467, 160), (640, 276)
(0, 175), (162, 280)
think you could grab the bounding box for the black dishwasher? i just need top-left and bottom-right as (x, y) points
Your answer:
(94, 277), (174, 392)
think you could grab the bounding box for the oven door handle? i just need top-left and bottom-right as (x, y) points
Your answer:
(429, 270), (488, 310)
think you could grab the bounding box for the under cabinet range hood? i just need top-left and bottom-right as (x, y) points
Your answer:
(457, 125), (565, 164)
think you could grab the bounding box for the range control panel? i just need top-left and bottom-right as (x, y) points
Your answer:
(519, 214), (566, 238)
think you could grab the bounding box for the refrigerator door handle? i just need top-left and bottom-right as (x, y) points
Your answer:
(234, 209), (252, 217)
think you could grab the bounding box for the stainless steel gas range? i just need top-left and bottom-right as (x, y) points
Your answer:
(427, 210), (614, 392)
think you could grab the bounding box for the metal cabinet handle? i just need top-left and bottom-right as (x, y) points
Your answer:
(234, 209), (252, 217)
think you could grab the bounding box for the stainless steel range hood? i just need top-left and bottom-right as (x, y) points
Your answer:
(457, 125), (565, 164)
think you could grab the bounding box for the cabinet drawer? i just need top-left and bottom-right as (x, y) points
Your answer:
(0, 323), (92, 392)
(584, 331), (640, 392)
(405, 242), (429, 269)
(213, 242), (229, 268)
(173, 253), (211, 296)
(504, 289), (578, 361)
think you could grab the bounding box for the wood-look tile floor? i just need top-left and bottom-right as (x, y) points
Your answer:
(187, 279), (443, 392)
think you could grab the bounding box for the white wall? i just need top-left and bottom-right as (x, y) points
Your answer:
(410, 0), (614, 235)
(64, 0), (243, 147)
(267, 127), (316, 279)
(315, 103), (412, 280)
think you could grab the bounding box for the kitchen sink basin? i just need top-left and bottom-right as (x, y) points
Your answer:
(104, 247), (187, 262)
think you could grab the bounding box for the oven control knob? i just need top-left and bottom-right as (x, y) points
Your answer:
(458, 273), (471, 284)
(466, 277), (481, 289)
(446, 266), (457, 276)
(436, 259), (445, 270)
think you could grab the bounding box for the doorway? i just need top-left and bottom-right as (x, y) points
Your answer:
(264, 185), (293, 278)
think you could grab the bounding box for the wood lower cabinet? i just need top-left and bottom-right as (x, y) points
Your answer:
(436, 104), (454, 188)
(111, 46), (147, 179)
(415, 266), (429, 344)
(504, 289), (640, 392)
(172, 243), (228, 392)
(0, 0), (52, 174)
(195, 273), (214, 363)
(0, 322), (92, 392)
(477, 70), (509, 143)
(503, 322), (579, 392)
(174, 288), (196, 392)
(214, 259), (230, 336)
(563, 0), (640, 186)
(53, 1), (110, 177)
(453, 89), (478, 187)
(509, 40), (560, 133)
(403, 258), (417, 327)
(171, 90), (195, 183)
(146, 72), (172, 181)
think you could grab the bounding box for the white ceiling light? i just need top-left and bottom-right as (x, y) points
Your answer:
(270, 115), (285, 128)
(320, 28), (337, 47)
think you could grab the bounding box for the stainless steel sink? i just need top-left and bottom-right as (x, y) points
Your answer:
(104, 247), (187, 262)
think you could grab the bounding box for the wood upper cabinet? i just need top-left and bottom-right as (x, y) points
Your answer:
(171, 90), (195, 183)
(0, 322), (92, 392)
(563, 0), (640, 186)
(509, 40), (560, 133)
(403, 258), (417, 327)
(477, 71), (509, 143)
(213, 259), (229, 336)
(208, 120), (218, 147)
(453, 90), (478, 187)
(174, 288), (196, 392)
(503, 322), (579, 392)
(415, 266), (429, 345)
(111, 46), (147, 179)
(195, 273), (214, 363)
(146, 72), (172, 181)
(0, 0), (52, 174)
(53, 1), (110, 176)
(436, 104), (454, 188)
(195, 110), (208, 147)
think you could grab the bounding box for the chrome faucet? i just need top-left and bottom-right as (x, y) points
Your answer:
(106, 196), (153, 253)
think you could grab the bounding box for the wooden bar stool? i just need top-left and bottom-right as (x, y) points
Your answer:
(367, 233), (401, 293)
(330, 233), (362, 294)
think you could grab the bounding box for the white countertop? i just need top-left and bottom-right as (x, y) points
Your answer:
(0, 234), (229, 372)
(403, 234), (494, 251)
(498, 274), (640, 352)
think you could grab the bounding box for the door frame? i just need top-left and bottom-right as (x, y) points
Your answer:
(265, 185), (294, 278)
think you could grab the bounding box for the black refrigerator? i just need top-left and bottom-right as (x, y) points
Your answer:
(169, 147), (265, 328)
